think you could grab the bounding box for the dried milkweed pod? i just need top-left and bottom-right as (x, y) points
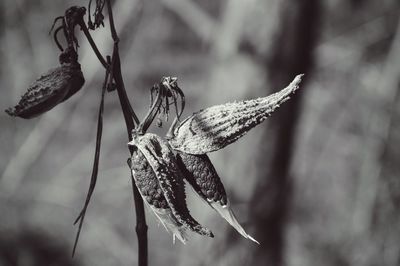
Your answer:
(176, 152), (259, 244)
(168, 74), (303, 154)
(128, 132), (213, 241)
(5, 49), (84, 119)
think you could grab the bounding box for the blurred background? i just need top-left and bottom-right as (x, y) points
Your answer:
(0, 0), (399, 265)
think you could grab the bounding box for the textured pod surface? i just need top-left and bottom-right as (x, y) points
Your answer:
(129, 149), (187, 243)
(130, 149), (169, 209)
(176, 152), (258, 243)
(5, 62), (84, 119)
(130, 133), (213, 238)
(169, 74), (303, 154)
(176, 152), (227, 205)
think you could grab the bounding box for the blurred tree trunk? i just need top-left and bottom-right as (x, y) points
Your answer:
(248, 1), (321, 265)
(351, 18), (400, 266)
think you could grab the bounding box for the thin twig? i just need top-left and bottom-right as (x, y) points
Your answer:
(105, 1), (147, 266)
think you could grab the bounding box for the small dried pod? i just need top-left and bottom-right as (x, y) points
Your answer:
(5, 50), (84, 119)
(169, 74), (303, 154)
(128, 132), (214, 240)
(176, 152), (259, 244)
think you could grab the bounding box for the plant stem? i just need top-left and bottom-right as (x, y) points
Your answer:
(78, 14), (139, 125)
(78, 19), (108, 68)
(106, 1), (148, 265)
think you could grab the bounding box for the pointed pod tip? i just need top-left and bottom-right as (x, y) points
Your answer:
(5, 108), (13, 116)
(210, 201), (258, 243)
(292, 74), (304, 88)
(5, 107), (25, 118)
(196, 226), (214, 238)
(297, 73), (305, 79)
(247, 235), (260, 245)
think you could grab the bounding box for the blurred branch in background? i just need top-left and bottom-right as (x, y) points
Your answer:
(353, 16), (400, 235)
(351, 17), (400, 266)
(247, 1), (321, 266)
(302, 8), (400, 190)
(161, 0), (216, 43)
(317, 9), (399, 69)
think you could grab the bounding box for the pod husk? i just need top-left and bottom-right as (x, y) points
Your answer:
(5, 62), (84, 119)
(169, 75), (303, 154)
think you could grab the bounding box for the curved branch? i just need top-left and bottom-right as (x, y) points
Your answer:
(78, 19), (108, 68)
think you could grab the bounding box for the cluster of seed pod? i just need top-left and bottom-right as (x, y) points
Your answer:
(5, 7), (86, 119)
(129, 133), (213, 243)
(128, 75), (303, 243)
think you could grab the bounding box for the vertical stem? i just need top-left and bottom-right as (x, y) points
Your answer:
(107, 0), (119, 42)
(105, 1), (147, 266)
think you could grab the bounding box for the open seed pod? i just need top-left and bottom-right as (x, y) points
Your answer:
(176, 152), (259, 243)
(128, 132), (213, 242)
(129, 149), (188, 244)
(5, 49), (84, 119)
(168, 74), (303, 154)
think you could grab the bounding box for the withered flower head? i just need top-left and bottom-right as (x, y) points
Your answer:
(137, 76), (184, 134)
(65, 6), (86, 25)
(50, 6), (86, 52)
(87, 0), (106, 30)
